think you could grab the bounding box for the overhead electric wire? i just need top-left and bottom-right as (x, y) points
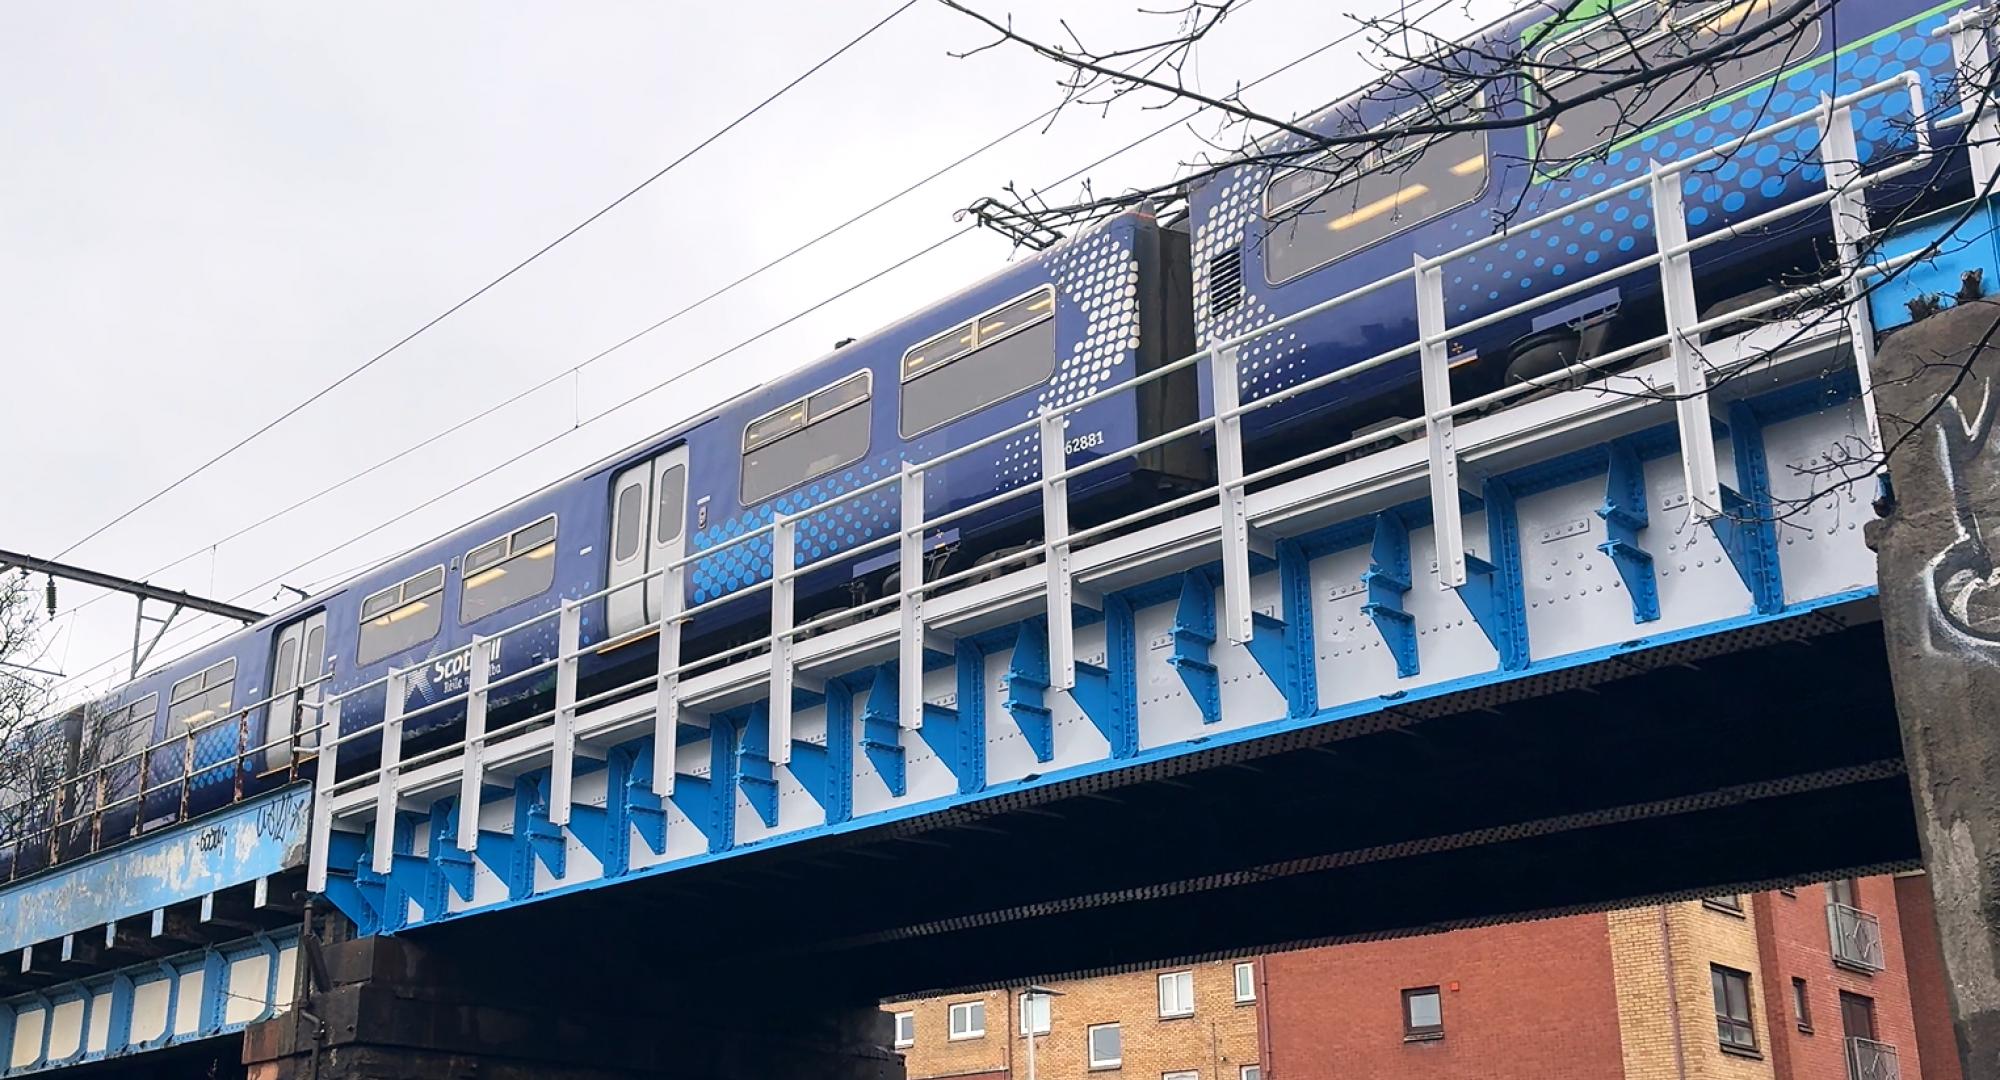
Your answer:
(47, 0), (919, 564)
(46, 5), (1442, 700)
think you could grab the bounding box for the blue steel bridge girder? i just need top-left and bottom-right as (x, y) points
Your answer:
(303, 293), (1884, 939)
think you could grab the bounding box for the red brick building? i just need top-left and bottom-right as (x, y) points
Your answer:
(1257, 874), (1947, 1080)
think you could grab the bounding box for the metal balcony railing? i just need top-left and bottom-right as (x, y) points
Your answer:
(1828, 902), (1887, 972)
(1847, 1037), (1901, 1080)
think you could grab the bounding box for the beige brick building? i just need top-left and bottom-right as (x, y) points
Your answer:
(888, 959), (1263, 1080)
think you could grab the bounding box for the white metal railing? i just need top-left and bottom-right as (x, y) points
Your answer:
(305, 55), (1992, 890)
(1829, 901), (1888, 971)
(1847, 1036), (1902, 1080)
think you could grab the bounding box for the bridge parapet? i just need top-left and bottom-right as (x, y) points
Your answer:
(0, 784), (313, 1073)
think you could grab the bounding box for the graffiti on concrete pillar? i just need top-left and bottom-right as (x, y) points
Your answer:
(1925, 368), (2000, 646)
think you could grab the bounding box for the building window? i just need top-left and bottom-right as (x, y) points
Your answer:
(1703, 895), (1744, 914)
(459, 515), (558, 623)
(1242, 1068), (1262, 1080)
(1712, 965), (1758, 1053)
(1020, 992), (1051, 1035)
(1234, 961), (1256, 1003)
(1828, 877), (1860, 909)
(1164, 1073), (1200, 1080)
(1402, 986), (1443, 1041)
(1087, 1023), (1122, 1069)
(1792, 978), (1812, 1033)
(948, 1000), (985, 1040)
(740, 371), (871, 505)
(898, 286), (1057, 437)
(893, 1011), (914, 1048)
(1158, 971), (1195, 1018)
(357, 566), (445, 666)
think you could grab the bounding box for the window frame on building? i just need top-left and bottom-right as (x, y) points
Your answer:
(1402, 986), (1444, 1041)
(946, 999), (985, 1041)
(1087, 1022), (1122, 1069)
(1241, 1067), (1262, 1080)
(1703, 894), (1745, 914)
(1163, 1072), (1200, 1080)
(1828, 877), (1861, 908)
(1158, 970), (1196, 1019)
(1019, 992), (1051, 1036)
(1711, 965), (1759, 1054)
(893, 1010), (914, 1048)
(1791, 977), (1813, 1033)
(1233, 961), (1256, 1003)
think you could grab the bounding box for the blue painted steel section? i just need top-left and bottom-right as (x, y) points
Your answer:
(789, 683), (854, 824)
(1598, 440), (1661, 623)
(1167, 571), (1222, 725)
(344, 586), (1878, 932)
(1001, 620), (1055, 763)
(1710, 401), (1786, 615)
(0, 929), (298, 1077)
(1244, 541), (1319, 716)
(1361, 514), (1420, 678)
(737, 704), (781, 829)
(1069, 594), (1139, 757)
(860, 667), (909, 797)
(1455, 479), (1530, 671)
(916, 643), (985, 793)
(0, 785), (309, 956)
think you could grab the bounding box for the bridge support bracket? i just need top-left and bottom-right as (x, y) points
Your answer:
(1068, 593), (1138, 756)
(1707, 401), (1785, 615)
(1360, 513), (1420, 678)
(1452, 479), (1530, 670)
(1002, 619), (1055, 762)
(1598, 440), (1661, 623)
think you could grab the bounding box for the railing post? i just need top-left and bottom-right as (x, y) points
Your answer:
(371, 671), (405, 875)
(898, 463), (928, 730)
(1817, 98), (1885, 458)
(1415, 253), (1467, 588)
(1211, 345), (1255, 645)
(654, 563), (683, 796)
(770, 514), (796, 766)
(456, 636), (492, 852)
(307, 696), (340, 892)
(233, 712), (248, 801)
(1040, 410), (1077, 690)
(1948, 6), (2000, 187)
(550, 600), (581, 826)
(1650, 160), (1725, 522)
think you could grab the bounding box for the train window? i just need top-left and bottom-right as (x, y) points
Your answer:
(741, 372), (872, 504)
(94, 694), (157, 763)
(357, 566), (445, 666)
(1529, 0), (1822, 167)
(167, 659), (237, 731)
(655, 464), (687, 545)
(899, 287), (1058, 437)
(460, 515), (559, 623)
(1263, 93), (1489, 284)
(613, 483), (644, 563)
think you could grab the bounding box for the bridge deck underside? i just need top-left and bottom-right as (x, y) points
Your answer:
(417, 612), (1913, 999)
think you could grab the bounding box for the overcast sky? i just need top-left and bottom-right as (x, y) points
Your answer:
(2, 0), (1507, 703)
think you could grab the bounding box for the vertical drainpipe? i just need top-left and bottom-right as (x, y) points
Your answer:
(1658, 905), (1690, 1080)
(1257, 956), (1275, 1078)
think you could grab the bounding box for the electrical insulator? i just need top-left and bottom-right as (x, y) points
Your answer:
(44, 576), (57, 618)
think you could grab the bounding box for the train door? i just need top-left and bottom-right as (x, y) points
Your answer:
(266, 611), (327, 770)
(607, 446), (689, 638)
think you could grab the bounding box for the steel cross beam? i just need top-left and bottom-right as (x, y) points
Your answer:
(0, 548), (266, 623)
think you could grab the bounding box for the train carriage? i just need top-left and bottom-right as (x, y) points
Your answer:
(1189, 0), (1971, 455)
